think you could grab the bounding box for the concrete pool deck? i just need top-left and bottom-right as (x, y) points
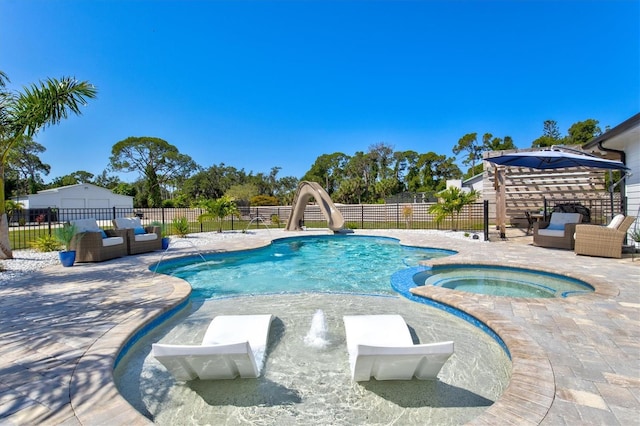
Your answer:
(0, 228), (638, 425)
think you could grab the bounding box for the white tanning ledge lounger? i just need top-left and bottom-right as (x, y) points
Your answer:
(152, 314), (274, 381)
(343, 314), (454, 381)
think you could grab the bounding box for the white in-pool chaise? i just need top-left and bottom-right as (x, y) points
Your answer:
(152, 314), (274, 380)
(343, 315), (454, 381)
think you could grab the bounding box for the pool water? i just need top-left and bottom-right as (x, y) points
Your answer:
(414, 265), (594, 298)
(157, 235), (456, 298)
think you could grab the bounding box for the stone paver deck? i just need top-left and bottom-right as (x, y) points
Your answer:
(0, 229), (638, 425)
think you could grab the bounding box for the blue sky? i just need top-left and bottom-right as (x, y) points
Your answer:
(2, 0), (638, 182)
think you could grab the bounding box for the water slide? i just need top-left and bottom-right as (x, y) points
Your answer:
(285, 181), (345, 232)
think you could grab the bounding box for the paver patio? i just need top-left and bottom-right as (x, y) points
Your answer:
(0, 229), (638, 425)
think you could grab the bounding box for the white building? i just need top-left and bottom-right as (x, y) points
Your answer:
(582, 113), (640, 225)
(14, 183), (133, 221)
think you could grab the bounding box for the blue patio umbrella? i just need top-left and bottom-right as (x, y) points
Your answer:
(487, 148), (629, 171)
(486, 148), (630, 238)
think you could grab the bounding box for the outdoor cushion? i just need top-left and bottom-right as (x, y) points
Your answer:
(134, 233), (158, 242)
(607, 214), (625, 229)
(134, 226), (146, 235)
(545, 223), (565, 231)
(113, 217), (143, 229)
(71, 218), (102, 233)
(100, 229), (108, 238)
(537, 229), (566, 237)
(548, 213), (582, 229)
(102, 236), (124, 247)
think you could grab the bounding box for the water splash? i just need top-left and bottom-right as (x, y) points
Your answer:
(304, 309), (329, 349)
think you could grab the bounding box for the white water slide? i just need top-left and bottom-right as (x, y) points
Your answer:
(285, 181), (345, 232)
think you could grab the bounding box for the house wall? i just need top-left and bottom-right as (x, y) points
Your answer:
(625, 143), (639, 222)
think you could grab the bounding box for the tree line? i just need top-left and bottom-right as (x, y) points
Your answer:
(6, 118), (603, 208)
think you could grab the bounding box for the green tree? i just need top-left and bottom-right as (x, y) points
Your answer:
(6, 135), (50, 195)
(482, 133), (517, 152)
(453, 133), (483, 174)
(49, 170), (95, 187)
(109, 136), (197, 207)
(302, 152), (349, 194)
(225, 183), (258, 205)
(532, 120), (563, 147)
(565, 119), (601, 145)
(428, 186), (479, 231)
(0, 71), (96, 259)
(197, 196), (241, 232)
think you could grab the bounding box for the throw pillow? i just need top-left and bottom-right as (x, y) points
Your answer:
(134, 227), (146, 235)
(100, 229), (108, 239)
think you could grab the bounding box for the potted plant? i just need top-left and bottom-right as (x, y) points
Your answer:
(630, 228), (640, 252)
(54, 223), (78, 267)
(151, 221), (170, 250)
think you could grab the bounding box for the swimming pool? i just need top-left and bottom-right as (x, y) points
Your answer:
(412, 265), (594, 298)
(156, 235), (456, 298)
(115, 234), (512, 425)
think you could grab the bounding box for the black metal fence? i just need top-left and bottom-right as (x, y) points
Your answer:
(543, 195), (625, 225)
(8, 202), (490, 250)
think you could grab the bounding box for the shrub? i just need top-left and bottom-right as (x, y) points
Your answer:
(270, 214), (281, 227)
(32, 235), (61, 252)
(250, 195), (279, 206)
(172, 216), (190, 237)
(53, 223), (78, 251)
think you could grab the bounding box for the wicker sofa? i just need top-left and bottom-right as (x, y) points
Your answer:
(69, 218), (128, 263)
(574, 215), (636, 259)
(533, 212), (583, 250)
(112, 217), (162, 255)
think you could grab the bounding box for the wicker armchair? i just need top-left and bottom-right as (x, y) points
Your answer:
(69, 218), (128, 263)
(574, 215), (636, 259)
(112, 217), (162, 255)
(533, 212), (582, 250)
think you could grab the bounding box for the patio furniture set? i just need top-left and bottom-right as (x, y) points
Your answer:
(532, 208), (636, 259)
(69, 217), (162, 263)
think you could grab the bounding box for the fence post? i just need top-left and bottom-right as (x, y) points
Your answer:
(396, 203), (399, 229)
(483, 200), (489, 241)
(112, 206), (116, 220)
(47, 207), (52, 236)
(161, 207), (165, 229)
(361, 205), (364, 229)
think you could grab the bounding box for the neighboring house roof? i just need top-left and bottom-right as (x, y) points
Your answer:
(35, 183), (115, 194)
(583, 113), (640, 151)
(463, 173), (483, 186)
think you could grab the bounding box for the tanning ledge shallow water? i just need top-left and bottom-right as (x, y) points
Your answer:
(114, 294), (511, 426)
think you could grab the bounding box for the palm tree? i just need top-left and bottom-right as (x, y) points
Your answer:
(197, 196), (241, 233)
(0, 71), (97, 259)
(429, 187), (479, 231)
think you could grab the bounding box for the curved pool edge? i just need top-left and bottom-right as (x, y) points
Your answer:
(410, 284), (555, 425)
(70, 271), (193, 425)
(101, 231), (557, 426)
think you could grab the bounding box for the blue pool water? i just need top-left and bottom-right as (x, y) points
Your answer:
(412, 265), (594, 298)
(156, 235), (456, 298)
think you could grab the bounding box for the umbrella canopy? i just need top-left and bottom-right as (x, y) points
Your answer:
(487, 148), (629, 171)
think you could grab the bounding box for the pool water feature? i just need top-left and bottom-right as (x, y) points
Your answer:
(156, 235), (456, 298)
(114, 294), (511, 425)
(413, 265), (594, 298)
